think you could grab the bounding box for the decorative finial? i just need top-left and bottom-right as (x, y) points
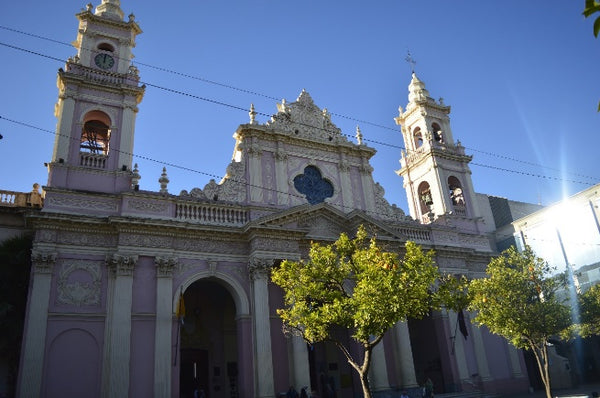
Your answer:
(405, 50), (417, 74)
(128, 13), (135, 22)
(249, 103), (257, 124)
(86, 3), (93, 12)
(131, 163), (141, 189)
(439, 97), (445, 106)
(159, 167), (169, 193)
(355, 125), (363, 145)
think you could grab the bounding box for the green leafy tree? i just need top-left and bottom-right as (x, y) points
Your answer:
(0, 234), (32, 397)
(578, 284), (600, 337)
(271, 226), (439, 398)
(468, 246), (572, 398)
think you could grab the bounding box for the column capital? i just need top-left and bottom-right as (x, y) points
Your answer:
(31, 250), (57, 274)
(248, 257), (273, 281)
(155, 256), (178, 278)
(106, 253), (138, 276)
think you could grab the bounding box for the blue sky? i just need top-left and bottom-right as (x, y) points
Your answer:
(1, 1), (599, 213)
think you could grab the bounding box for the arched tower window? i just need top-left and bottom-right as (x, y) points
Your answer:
(97, 43), (114, 52)
(448, 176), (466, 215)
(432, 123), (443, 143)
(413, 127), (423, 149)
(418, 181), (433, 215)
(80, 111), (111, 155)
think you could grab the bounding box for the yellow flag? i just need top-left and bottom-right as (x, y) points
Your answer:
(175, 292), (186, 319)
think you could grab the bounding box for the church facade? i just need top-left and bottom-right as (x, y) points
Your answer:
(16, 1), (531, 397)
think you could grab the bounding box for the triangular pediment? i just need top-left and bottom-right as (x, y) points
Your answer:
(248, 203), (410, 242)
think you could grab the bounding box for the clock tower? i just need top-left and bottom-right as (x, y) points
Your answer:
(47, 0), (144, 193)
(395, 73), (481, 226)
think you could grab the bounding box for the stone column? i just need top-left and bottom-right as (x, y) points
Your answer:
(291, 335), (311, 390)
(392, 321), (418, 388)
(154, 257), (177, 398)
(507, 343), (524, 378)
(359, 163), (376, 211)
(368, 339), (390, 392)
(17, 250), (57, 398)
(53, 95), (75, 162)
(103, 254), (137, 398)
(338, 155), (354, 210)
(275, 149), (289, 206)
(249, 258), (275, 398)
(467, 312), (492, 383)
(248, 142), (264, 203)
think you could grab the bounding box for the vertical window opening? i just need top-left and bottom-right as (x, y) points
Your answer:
(80, 120), (110, 155)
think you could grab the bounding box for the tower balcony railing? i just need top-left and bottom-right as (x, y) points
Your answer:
(65, 62), (140, 86)
(80, 152), (107, 169)
(175, 201), (249, 226)
(452, 204), (467, 216)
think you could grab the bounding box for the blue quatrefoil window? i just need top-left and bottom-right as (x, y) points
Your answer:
(293, 166), (334, 205)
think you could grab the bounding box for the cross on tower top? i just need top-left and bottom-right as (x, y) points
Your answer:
(405, 50), (417, 74)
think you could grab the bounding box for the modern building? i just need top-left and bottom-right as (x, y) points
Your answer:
(10, 1), (548, 397)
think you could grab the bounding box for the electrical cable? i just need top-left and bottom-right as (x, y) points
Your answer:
(0, 39), (597, 188)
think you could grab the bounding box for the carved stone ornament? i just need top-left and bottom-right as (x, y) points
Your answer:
(155, 256), (178, 277)
(265, 90), (347, 144)
(248, 258), (274, 281)
(31, 250), (58, 274)
(105, 253), (138, 276)
(127, 199), (168, 213)
(372, 183), (411, 222)
(45, 195), (118, 211)
(57, 260), (102, 306)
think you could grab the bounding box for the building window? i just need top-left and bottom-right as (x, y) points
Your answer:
(413, 127), (423, 149)
(448, 176), (466, 215)
(80, 111), (111, 155)
(432, 123), (443, 143)
(80, 120), (110, 154)
(293, 166), (334, 205)
(418, 181), (433, 214)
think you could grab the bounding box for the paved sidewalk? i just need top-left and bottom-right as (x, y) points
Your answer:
(495, 383), (600, 398)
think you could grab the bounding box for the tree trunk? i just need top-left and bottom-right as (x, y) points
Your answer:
(359, 369), (372, 398)
(541, 345), (552, 398)
(530, 342), (552, 398)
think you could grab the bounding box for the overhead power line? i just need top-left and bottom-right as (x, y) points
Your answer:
(1, 25), (597, 183)
(0, 37), (598, 186)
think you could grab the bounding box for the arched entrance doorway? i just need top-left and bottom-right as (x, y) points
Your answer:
(179, 279), (238, 398)
(408, 315), (448, 394)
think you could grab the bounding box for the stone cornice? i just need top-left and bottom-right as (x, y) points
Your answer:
(235, 124), (377, 159)
(58, 67), (145, 101)
(76, 10), (142, 35)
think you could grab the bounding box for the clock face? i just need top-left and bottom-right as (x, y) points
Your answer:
(94, 53), (115, 70)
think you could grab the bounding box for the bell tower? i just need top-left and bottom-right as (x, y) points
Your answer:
(395, 73), (480, 224)
(48, 0), (144, 193)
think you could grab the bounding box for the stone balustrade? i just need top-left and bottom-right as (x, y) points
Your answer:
(80, 152), (108, 169)
(65, 62), (140, 86)
(175, 201), (248, 226)
(392, 225), (431, 242)
(0, 187), (43, 208)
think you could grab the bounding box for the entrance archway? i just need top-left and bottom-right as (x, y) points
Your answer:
(179, 279), (238, 398)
